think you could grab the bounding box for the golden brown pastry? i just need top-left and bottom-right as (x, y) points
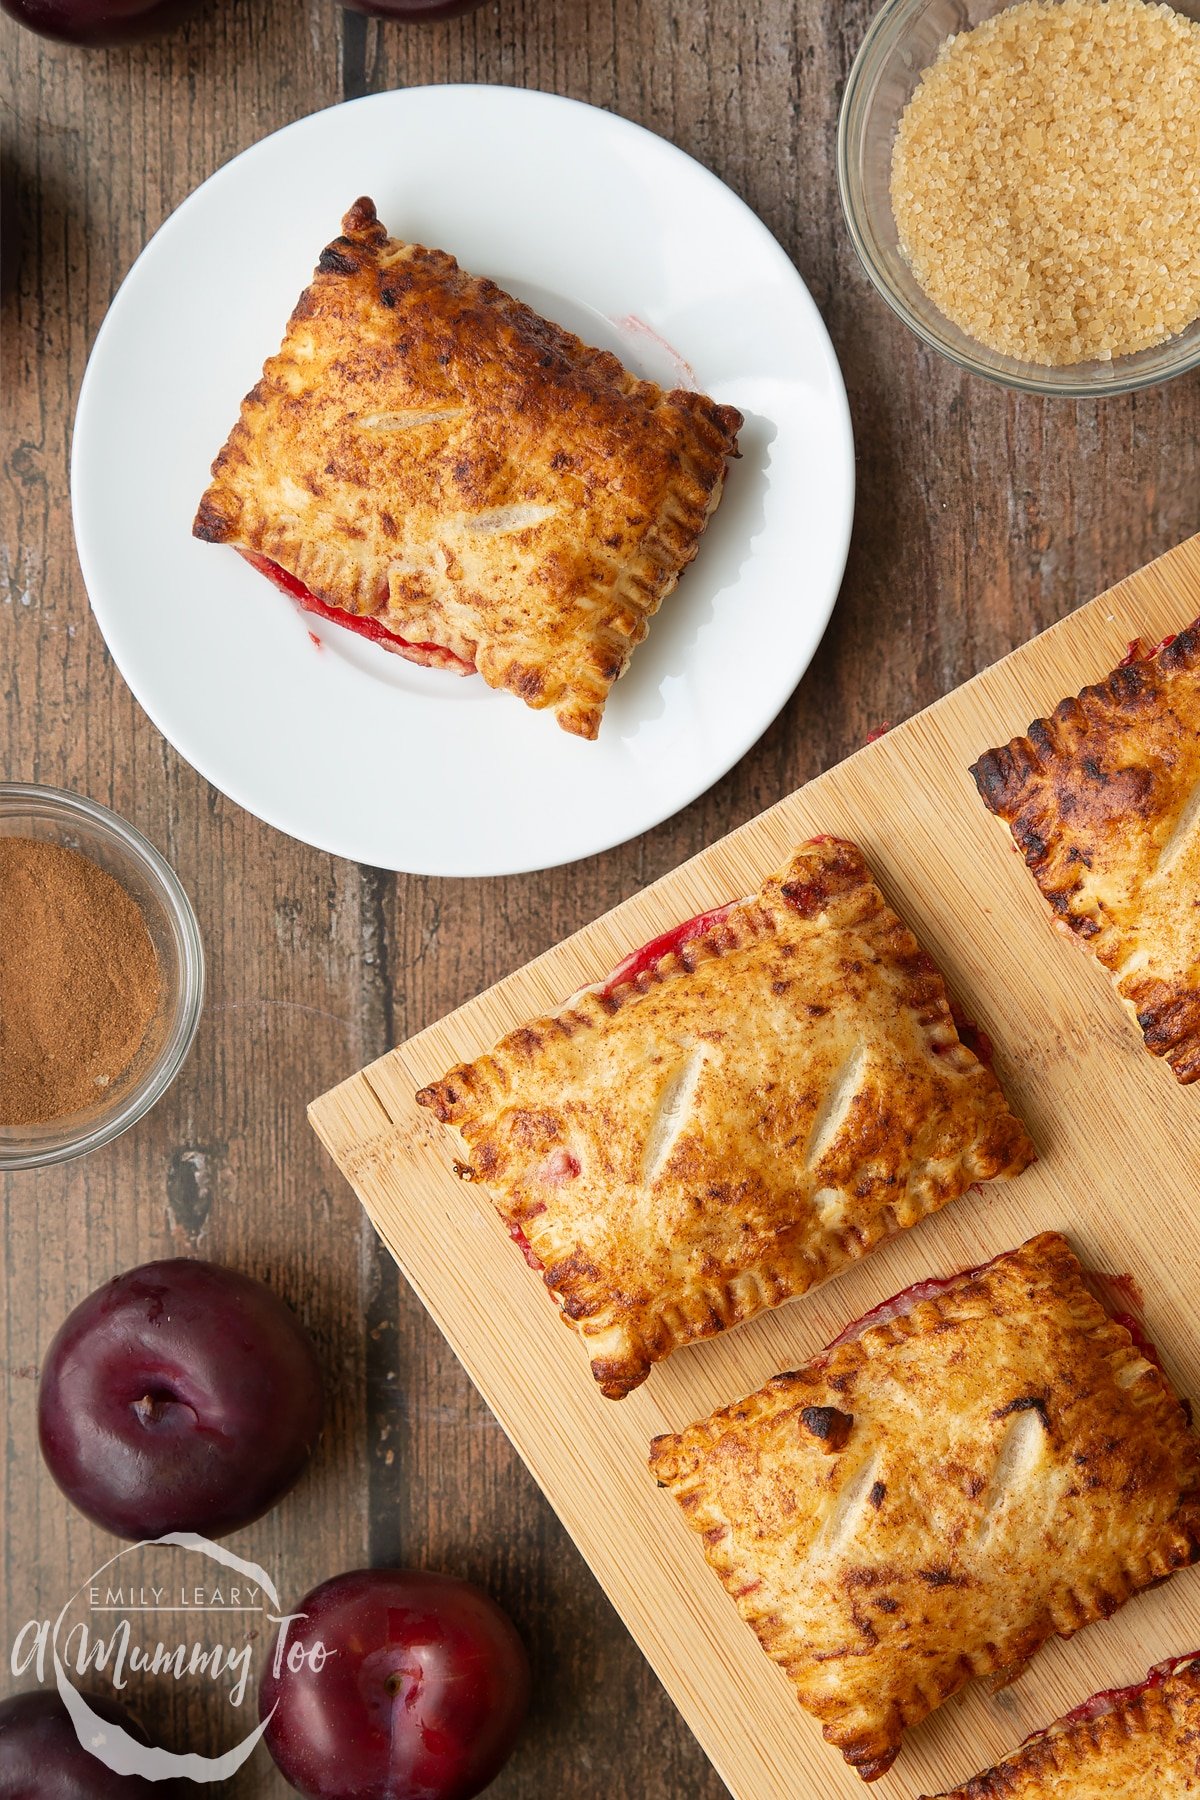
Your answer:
(650, 1233), (1200, 1782)
(922, 1654), (1200, 1797)
(417, 838), (1033, 1398)
(972, 621), (1200, 1080)
(193, 197), (742, 739)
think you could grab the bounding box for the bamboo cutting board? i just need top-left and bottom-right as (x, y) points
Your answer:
(310, 535), (1200, 1800)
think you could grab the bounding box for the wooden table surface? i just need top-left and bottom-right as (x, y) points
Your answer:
(1, 2), (1198, 1794)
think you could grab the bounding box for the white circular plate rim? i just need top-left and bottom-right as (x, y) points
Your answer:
(72, 85), (854, 877)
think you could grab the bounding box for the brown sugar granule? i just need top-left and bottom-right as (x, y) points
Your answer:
(0, 837), (160, 1127)
(890, 0), (1200, 365)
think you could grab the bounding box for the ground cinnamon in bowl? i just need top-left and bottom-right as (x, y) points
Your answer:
(0, 837), (161, 1127)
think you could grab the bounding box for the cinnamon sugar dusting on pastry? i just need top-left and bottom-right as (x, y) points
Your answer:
(972, 617), (1200, 1081)
(419, 838), (1034, 1400)
(891, 0), (1200, 365)
(192, 196), (742, 740)
(651, 1234), (1200, 1781)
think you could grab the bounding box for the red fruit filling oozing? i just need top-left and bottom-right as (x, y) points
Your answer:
(819, 1263), (993, 1357)
(1024, 1652), (1199, 1744)
(598, 903), (740, 997)
(822, 1262), (1169, 1369)
(600, 840), (869, 997)
(1084, 1270), (1169, 1373)
(241, 551), (475, 672)
(508, 1225), (545, 1272)
(1118, 631), (1178, 668)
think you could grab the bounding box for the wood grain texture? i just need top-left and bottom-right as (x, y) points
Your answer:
(312, 536), (1200, 1800)
(2, 0), (1200, 1786)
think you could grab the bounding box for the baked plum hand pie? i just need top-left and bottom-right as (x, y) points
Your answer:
(922, 1653), (1200, 1798)
(972, 620), (1200, 1081)
(650, 1233), (1200, 1783)
(416, 838), (1033, 1398)
(193, 197), (742, 740)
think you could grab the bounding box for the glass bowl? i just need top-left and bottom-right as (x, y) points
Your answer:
(837, 0), (1200, 396)
(0, 785), (205, 1170)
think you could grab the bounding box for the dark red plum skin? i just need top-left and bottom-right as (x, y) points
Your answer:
(339, 0), (487, 20)
(0, 0), (200, 46)
(37, 1259), (324, 1540)
(259, 1569), (531, 1800)
(0, 1689), (181, 1798)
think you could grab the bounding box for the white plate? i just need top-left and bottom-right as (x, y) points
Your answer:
(73, 86), (854, 876)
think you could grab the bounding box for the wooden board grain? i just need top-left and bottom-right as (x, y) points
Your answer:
(311, 534), (1200, 1800)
